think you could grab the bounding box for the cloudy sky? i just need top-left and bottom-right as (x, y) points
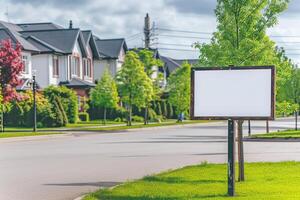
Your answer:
(0, 0), (300, 62)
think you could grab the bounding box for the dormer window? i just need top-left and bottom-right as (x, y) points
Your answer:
(22, 55), (29, 74)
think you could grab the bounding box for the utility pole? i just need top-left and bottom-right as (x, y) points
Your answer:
(144, 13), (151, 49)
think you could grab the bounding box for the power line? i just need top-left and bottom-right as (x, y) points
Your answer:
(158, 34), (210, 40)
(126, 32), (142, 39)
(152, 42), (193, 47)
(158, 47), (198, 52)
(156, 27), (212, 35)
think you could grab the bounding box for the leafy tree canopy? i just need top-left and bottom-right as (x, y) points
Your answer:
(90, 69), (119, 109)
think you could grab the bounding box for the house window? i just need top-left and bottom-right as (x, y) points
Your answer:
(22, 55), (29, 74)
(53, 56), (59, 77)
(71, 56), (80, 77)
(83, 58), (92, 78)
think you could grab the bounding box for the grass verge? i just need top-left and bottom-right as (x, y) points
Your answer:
(250, 129), (300, 139)
(0, 131), (64, 138)
(84, 162), (300, 200)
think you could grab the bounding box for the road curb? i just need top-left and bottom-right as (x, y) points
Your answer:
(74, 195), (85, 200)
(0, 133), (73, 143)
(243, 137), (300, 142)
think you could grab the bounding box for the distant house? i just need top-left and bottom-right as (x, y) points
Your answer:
(93, 37), (127, 81)
(160, 56), (198, 77)
(130, 48), (167, 87)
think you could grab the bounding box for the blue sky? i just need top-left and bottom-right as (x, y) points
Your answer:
(0, 0), (299, 63)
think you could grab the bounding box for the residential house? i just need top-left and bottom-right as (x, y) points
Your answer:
(160, 55), (198, 77)
(93, 37), (127, 81)
(0, 21), (40, 90)
(0, 20), (130, 101)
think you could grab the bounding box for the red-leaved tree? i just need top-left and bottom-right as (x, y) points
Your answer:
(0, 39), (24, 131)
(0, 39), (23, 102)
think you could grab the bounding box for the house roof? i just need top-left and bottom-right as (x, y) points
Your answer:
(81, 30), (100, 59)
(17, 22), (63, 31)
(21, 29), (86, 55)
(26, 35), (64, 54)
(94, 37), (127, 59)
(0, 27), (40, 52)
(59, 78), (95, 88)
(82, 30), (92, 44)
(160, 56), (199, 73)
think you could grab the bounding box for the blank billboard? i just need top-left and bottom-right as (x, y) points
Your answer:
(191, 66), (275, 120)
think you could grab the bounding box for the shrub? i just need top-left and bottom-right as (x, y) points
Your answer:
(148, 107), (157, 120)
(6, 91), (56, 127)
(162, 100), (168, 118)
(132, 115), (144, 122)
(44, 86), (78, 123)
(114, 117), (123, 122)
(168, 102), (174, 119)
(78, 112), (90, 122)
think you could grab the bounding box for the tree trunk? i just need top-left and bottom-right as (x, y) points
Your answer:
(144, 106), (148, 125)
(128, 105), (132, 126)
(103, 107), (107, 125)
(0, 104), (4, 133)
(237, 120), (245, 182)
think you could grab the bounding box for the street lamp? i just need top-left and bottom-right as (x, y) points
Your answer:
(32, 70), (37, 132)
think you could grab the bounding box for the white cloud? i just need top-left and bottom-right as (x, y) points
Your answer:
(0, 0), (299, 61)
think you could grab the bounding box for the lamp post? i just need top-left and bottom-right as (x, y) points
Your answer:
(32, 70), (37, 132)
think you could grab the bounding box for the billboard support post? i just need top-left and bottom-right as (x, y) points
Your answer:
(228, 119), (235, 196)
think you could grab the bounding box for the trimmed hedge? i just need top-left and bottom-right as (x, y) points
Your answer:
(44, 86), (78, 123)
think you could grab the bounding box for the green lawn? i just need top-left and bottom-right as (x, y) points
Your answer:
(250, 130), (300, 139)
(0, 131), (64, 138)
(84, 162), (300, 200)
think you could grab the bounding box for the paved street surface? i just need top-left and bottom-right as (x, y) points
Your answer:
(0, 118), (299, 200)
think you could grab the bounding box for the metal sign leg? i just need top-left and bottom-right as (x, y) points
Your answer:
(228, 119), (235, 196)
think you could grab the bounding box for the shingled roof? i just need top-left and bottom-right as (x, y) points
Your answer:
(21, 29), (87, 55)
(160, 56), (199, 74)
(0, 27), (39, 52)
(17, 22), (63, 31)
(94, 37), (127, 58)
(60, 77), (95, 88)
(81, 30), (100, 59)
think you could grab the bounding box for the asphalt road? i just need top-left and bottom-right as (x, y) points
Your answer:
(0, 118), (299, 200)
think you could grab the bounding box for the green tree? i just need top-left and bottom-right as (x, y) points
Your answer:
(90, 69), (119, 125)
(278, 65), (300, 105)
(195, 0), (290, 182)
(117, 51), (153, 126)
(138, 49), (164, 124)
(197, 0), (290, 89)
(168, 62), (191, 119)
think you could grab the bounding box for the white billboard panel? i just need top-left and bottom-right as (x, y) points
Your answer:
(191, 66), (275, 120)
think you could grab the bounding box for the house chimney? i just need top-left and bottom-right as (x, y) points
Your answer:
(69, 20), (73, 29)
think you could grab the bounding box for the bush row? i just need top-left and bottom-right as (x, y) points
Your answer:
(5, 86), (78, 128)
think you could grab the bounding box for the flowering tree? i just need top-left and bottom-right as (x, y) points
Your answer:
(0, 39), (24, 131)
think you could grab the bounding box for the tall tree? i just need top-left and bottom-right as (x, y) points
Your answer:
(138, 49), (164, 124)
(117, 51), (153, 126)
(168, 62), (191, 119)
(0, 39), (23, 132)
(196, 0), (290, 181)
(90, 69), (119, 125)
